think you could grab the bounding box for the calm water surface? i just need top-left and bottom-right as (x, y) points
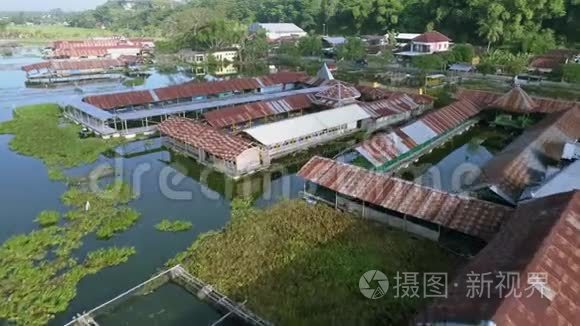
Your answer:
(0, 53), (303, 325)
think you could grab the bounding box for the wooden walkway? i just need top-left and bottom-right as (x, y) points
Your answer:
(64, 265), (271, 326)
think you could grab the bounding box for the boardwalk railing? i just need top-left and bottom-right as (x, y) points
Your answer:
(64, 265), (272, 326)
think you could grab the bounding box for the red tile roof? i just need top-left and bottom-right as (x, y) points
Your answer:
(22, 58), (126, 72)
(299, 156), (513, 240)
(203, 93), (315, 129)
(413, 31), (452, 43)
(418, 190), (580, 325)
(158, 118), (256, 161)
(477, 108), (580, 202)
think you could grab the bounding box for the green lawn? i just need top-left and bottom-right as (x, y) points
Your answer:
(0, 104), (124, 179)
(169, 200), (460, 325)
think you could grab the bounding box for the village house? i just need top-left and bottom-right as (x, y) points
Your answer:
(177, 48), (238, 64)
(395, 31), (452, 57)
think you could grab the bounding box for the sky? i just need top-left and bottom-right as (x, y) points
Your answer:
(2, 0), (108, 12)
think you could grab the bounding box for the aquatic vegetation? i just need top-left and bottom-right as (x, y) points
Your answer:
(169, 200), (459, 325)
(36, 210), (60, 227)
(0, 182), (140, 325)
(155, 219), (193, 232)
(0, 104), (124, 180)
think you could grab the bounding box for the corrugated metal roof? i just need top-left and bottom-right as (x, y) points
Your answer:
(84, 90), (155, 110)
(400, 120), (438, 145)
(418, 190), (580, 325)
(243, 104), (370, 146)
(477, 108), (580, 203)
(203, 93), (315, 129)
(298, 156), (513, 239)
(83, 72), (308, 110)
(53, 48), (109, 58)
(356, 100), (482, 167)
(522, 160), (580, 200)
(455, 88), (580, 113)
(158, 118), (255, 161)
(356, 85), (434, 104)
(315, 81), (361, 103)
(360, 93), (419, 118)
(22, 58), (126, 72)
(252, 23), (306, 34)
(491, 86), (538, 112)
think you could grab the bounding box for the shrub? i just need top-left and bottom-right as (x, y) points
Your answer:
(36, 210), (60, 227)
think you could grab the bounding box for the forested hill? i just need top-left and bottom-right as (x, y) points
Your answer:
(67, 0), (580, 47)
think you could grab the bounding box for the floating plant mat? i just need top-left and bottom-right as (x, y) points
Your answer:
(0, 182), (140, 325)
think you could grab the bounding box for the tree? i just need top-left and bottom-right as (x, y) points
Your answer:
(516, 29), (558, 55)
(193, 19), (245, 50)
(412, 55), (445, 71)
(477, 61), (496, 75)
(477, 3), (506, 52)
(562, 64), (580, 83)
(451, 44), (475, 63)
(336, 37), (366, 61)
(297, 35), (322, 56)
(240, 31), (269, 63)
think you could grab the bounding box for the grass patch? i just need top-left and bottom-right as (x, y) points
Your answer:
(2, 25), (116, 44)
(0, 104), (124, 180)
(155, 219), (193, 232)
(35, 210), (60, 227)
(169, 200), (459, 325)
(0, 182), (140, 325)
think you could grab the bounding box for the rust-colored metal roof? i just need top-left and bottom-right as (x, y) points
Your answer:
(420, 99), (481, 134)
(154, 78), (261, 101)
(478, 108), (580, 202)
(83, 72), (309, 110)
(203, 93), (315, 129)
(299, 156), (513, 239)
(529, 56), (567, 70)
(357, 100), (481, 166)
(84, 90), (155, 110)
(412, 31), (452, 43)
(158, 118), (255, 161)
(455, 88), (580, 113)
(315, 80), (361, 103)
(22, 58), (126, 72)
(357, 85), (434, 105)
(360, 93), (419, 118)
(53, 48), (109, 58)
(491, 86), (538, 112)
(257, 71), (308, 86)
(52, 38), (152, 49)
(418, 190), (580, 325)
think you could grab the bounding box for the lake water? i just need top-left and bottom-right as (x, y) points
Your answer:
(0, 53), (303, 325)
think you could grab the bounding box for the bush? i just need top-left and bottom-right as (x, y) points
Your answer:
(36, 210), (60, 227)
(563, 64), (580, 84)
(155, 219), (193, 232)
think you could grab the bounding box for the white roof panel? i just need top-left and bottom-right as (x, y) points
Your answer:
(400, 120), (438, 145)
(244, 104), (370, 146)
(255, 23), (305, 33)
